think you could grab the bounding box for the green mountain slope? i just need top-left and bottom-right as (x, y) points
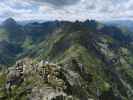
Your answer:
(0, 19), (132, 100)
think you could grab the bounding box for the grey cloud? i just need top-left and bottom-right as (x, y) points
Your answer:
(30, 0), (81, 7)
(1, 0), (133, 21)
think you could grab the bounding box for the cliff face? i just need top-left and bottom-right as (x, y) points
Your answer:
(0, 19), (133, 100)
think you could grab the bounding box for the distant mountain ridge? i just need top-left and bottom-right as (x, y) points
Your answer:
(105, 20), (133, 33)
(0, 18), (132, 65)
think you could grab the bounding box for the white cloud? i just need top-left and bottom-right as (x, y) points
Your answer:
(0, 0), (133, 21)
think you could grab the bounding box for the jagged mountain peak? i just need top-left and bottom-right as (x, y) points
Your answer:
(2, 18), (17, 26)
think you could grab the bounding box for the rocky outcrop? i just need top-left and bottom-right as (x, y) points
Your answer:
(1, 58), (96, 100)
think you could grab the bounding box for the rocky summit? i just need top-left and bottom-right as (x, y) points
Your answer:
(0, 19), (133, 100)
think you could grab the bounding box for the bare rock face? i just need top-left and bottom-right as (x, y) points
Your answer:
(5, 60), (24, 93)
(7, 70), (22, 84)
(28, 59), (94, 100)
(1, 54), (129, 100)
(4, 59), (77, 100)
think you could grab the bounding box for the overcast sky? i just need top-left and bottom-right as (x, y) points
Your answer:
(0, 0), (133, 21)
